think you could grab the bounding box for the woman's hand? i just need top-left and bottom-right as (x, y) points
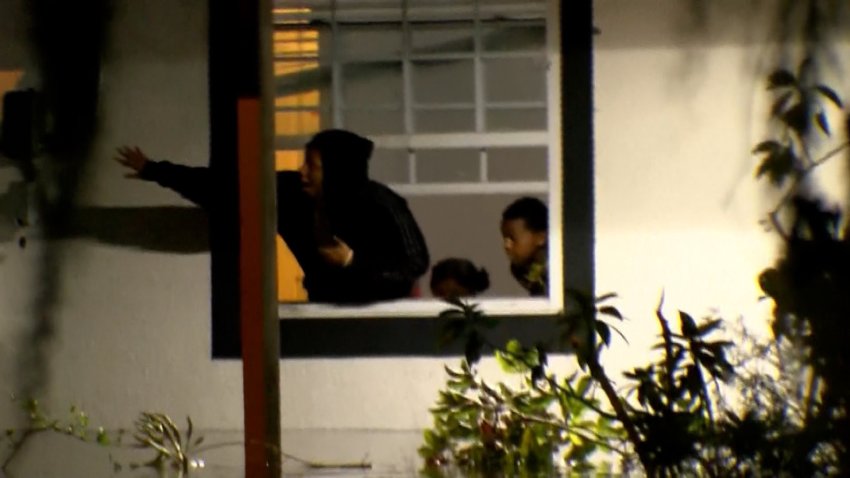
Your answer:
(318, 237), (354, 267)
(115, 146), (150, 178)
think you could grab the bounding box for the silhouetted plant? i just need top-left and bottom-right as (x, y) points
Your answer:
(1, 397), (114, 472)
(754, 59), (850, 473)
(423, 61), (850, 477)
(0, 397), (370, 476)
(420, 297), (626, 476)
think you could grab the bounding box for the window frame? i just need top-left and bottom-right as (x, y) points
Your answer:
(275, 0), (563, 316)
(209, 0), (594, 358)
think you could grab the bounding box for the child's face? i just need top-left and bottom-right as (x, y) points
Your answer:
(501, 218), (546, 266)
(431, 278), (473, 299)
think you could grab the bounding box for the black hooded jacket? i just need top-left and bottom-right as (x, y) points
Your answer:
(139, 129), (430, 304)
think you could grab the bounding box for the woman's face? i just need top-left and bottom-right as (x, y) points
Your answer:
(300, 148), (323, 198)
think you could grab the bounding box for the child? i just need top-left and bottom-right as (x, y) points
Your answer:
(501, 197), (548, 296)
(430, 258), (490, 299)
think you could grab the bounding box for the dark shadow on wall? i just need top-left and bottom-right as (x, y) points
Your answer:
(2, 186), (208, 254)
(52, 206), (209, 253)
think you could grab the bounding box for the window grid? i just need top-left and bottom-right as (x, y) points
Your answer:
(330, 0), (344, 127)
(273, 0), (550, 195)
(275, 51), (545, 63)
(401, 0), (417, 184)
(472, 0), (487, 183)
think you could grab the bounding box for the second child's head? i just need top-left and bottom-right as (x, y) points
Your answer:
(501, 197), (547, 267)
(430, 258), (490, 299)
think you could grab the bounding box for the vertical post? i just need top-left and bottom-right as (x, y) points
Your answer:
(235, 0), (281, 475)
(561, 0), (595, 300)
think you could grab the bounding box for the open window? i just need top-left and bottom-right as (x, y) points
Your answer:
(271, 0), (563, 318)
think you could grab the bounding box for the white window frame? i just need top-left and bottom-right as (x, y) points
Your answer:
(274, 0), (562, 318)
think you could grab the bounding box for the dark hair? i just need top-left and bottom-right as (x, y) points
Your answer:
(306, 129), (374, 188)
(430, 258), (490, 295)
(502, 197), (548, 232)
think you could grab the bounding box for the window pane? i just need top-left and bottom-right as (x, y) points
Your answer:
(487, 147), (547, 182)
(338, 25), (403, 61)
(484, 57), (546, 103)
(343, 109), (404, 135)
(275, 61), (330, 98)
(416, 148), (479, 183)
(342, 62), (403, 106)
(486, 108), (546, 131)
(413, 60), (474, 104)
(275, 110), (321, 136)
(481, 20), (545, 52)
(411, 21), (474, 55)
(407, 0), (474, 22)
(415, 109), (475, 133)
(370, 149), (410, 184)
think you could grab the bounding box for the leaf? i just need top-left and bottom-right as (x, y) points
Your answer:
(598, 305), (623, 321)
(696, 319), (723, 337)
(423, 429), (438, 447)
(816, 85), (843, 108)
(464, 331), (483, 365)
(751, 140), (782, 155)
(96, 428), (110, 446)
(767, 69), (796, 89)
(576, 354), (587, 372)
(531, 365), (545, 383)
(782, 103), (810, 136)
(576, 375), (592, 397)
(816, 110), (830, 136)
(771, 91), (793, 116)
(595, 321), (611, 347)
(186, 415), (194, 445)
(755, 150), (794, 186)
(685, 365), (702, 398)
(678, 311), (698, 338)
(495, 350), (522, 373)
(505, 339), (523, 356)
(438, 309), (463, 320)
(446, 378), (468, 391)
(595, 292), (618, 303)
(696, 351), (717, 370)
(609, 323), (630, 345)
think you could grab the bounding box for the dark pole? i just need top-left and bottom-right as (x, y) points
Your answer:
(210, 0), (281, 474)
(561, 0), (595, 301)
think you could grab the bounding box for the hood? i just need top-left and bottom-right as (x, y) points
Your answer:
(306, 129), (374, 193)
